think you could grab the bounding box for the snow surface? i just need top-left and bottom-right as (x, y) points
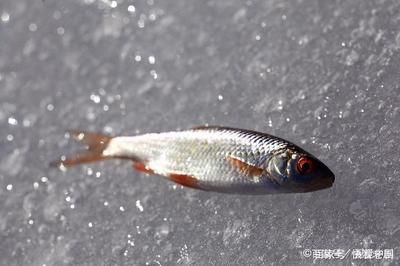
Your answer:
(1, 0), (399, 265)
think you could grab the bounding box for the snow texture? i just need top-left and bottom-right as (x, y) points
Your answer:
(1, 0), (399, 265)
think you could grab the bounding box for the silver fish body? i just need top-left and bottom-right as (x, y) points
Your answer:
(53, 126), (335, 194)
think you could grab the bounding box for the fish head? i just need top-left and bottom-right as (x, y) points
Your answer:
(265, 148), (334, 192)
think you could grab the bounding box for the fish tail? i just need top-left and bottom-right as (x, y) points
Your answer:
(50, 130), (114, 167)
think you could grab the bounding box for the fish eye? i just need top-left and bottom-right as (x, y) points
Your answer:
(296, 156), (315, 175)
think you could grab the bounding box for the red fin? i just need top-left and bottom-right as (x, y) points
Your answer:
(133, 161), (155, 175)
(50, 152), (106, 167)
(227, 156), (264, 177)
(191, 125), (219, 130)
(169, 173), (200, 189)
(50, 130), (113, 167)
(68, 130), (112, 148)
(191, 125), (210, 130)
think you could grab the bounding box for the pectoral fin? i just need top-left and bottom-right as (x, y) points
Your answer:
(227, 155), (264, 177)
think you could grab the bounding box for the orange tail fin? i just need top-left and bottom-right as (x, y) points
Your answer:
(50, 130), (113, 167)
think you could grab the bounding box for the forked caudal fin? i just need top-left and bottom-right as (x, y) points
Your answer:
(50, 130), (113, 167)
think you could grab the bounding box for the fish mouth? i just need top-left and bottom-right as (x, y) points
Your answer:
(306, 170), (335, 192)
(325, 167), (335, 185)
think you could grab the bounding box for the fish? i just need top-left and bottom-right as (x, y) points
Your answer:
(50, 126), (335, 194)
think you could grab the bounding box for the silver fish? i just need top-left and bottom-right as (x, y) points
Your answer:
(51, 126), (335, 194)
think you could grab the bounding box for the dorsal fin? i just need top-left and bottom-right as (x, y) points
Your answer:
(190, 125), (213, 130)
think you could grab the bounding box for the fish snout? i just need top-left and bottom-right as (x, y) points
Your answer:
(317, 164), (335, 189)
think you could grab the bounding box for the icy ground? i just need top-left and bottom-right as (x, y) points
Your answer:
(1, 0), (399, 265)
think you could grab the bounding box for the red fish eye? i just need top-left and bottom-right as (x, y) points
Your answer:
(296, 157), (315, 174)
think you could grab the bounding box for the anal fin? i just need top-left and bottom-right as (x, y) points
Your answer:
(133, 161), (155, 175)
